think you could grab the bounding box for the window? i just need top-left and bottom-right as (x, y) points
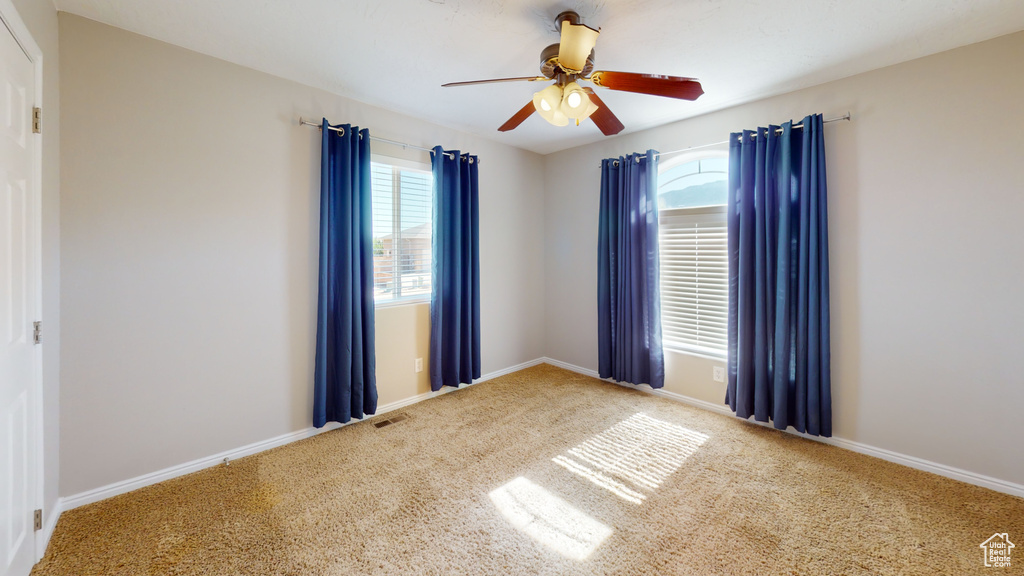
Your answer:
(371, 159), (432, 305)
(657, 155), (728, 357)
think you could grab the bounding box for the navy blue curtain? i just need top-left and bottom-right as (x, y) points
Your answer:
(597, 150), (664, 388)
(725, 114), (831, 436)
(313, 120), (377, 427)
(429, 147), (481, 391)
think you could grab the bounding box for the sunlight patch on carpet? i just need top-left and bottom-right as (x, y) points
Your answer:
(553, 412), (709, 502)
(489, 477), (613, 560)
(551, 455), (646, 504)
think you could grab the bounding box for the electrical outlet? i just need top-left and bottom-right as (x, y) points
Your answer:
(712, 366), (725, 383)
(415, 358), (423, 373)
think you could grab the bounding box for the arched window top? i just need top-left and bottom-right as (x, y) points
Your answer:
(656, 150), (729, 358)
(657, 152), (727, 210)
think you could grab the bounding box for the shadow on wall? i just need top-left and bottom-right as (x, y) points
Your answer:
(289, 112), (322, 431)
(824, 115), (862, 440)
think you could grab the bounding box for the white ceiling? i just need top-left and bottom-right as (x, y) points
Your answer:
(55, 0), (1024, 155)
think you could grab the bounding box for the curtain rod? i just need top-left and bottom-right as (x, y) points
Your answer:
(299, 117), (459, 159)
(652, 112), (852, 161)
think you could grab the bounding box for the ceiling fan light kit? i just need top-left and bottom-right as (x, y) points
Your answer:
(442, 10), (704, 136)
(559, 81), (593, 120)
(533, 83), (569, 126)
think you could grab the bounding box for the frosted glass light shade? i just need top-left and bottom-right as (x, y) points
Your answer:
(533, 84), (569, 126)
(548, 110), (569, 126)
(558, 22), (599, 73)
(580, 99), (599, 120)
(560, 82), (590, 118)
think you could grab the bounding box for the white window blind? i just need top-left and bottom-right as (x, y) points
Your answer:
(371, 161), (432, 305)
(658, 205), (728, 357)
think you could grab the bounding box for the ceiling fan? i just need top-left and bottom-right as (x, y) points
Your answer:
(442, 10), (704, 136)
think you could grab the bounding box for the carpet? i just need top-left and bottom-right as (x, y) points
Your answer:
(33, 364), (1024, 575)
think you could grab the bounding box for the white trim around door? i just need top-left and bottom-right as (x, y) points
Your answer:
(0, 0), (46, 566)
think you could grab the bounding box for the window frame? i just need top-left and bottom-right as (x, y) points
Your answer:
(370, 155), (433, 309)
(656, 150), (729, 360)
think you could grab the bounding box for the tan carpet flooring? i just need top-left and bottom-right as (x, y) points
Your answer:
(34, 364), (1023, 575)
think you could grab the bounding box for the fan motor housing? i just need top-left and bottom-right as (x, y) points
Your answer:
(540, 43), (595, 78)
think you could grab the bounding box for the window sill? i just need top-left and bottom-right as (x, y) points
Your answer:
(374, 298), (429, 310)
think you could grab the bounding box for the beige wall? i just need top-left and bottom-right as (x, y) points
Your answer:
(544, 31), (1024, 485)
(10, 0), (60, 529)
(375, 303), (432, 405)
(55, 11), (1024, 498)
(58, 14), (545, 496)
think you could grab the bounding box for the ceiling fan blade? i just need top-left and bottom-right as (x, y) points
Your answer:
(582, 88), (624, 136)
(442, 76), (548, 88)
(588, 71), (704, 100)
(498, 101), (537, 132)
(558, 21), (600, 73)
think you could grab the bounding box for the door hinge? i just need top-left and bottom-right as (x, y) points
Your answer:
(34, 509), (42, 531)
(32, 107), (41, 134)
(33, 321), (42, 344)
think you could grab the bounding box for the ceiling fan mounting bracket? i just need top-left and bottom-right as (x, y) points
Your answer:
(554, 10), (582, 27)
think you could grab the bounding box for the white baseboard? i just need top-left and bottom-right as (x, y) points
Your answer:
(34, 500), (62, 562)
(57, 357), (546, 516)
(60, 420), (341, 512)
(541, 356), (602, 379)
(477, 357), (545, 382)
(47, 353), (1020, 563)
(540, 357), (1024, 499)
(37, 355), (542, 563)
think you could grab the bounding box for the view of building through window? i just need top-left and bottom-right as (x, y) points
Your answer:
(371, 162), (432, 304)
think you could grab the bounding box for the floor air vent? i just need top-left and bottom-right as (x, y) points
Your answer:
(373, 413), (410, 429)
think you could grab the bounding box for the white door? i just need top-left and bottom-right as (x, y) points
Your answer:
(0, 16), (37, 576)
